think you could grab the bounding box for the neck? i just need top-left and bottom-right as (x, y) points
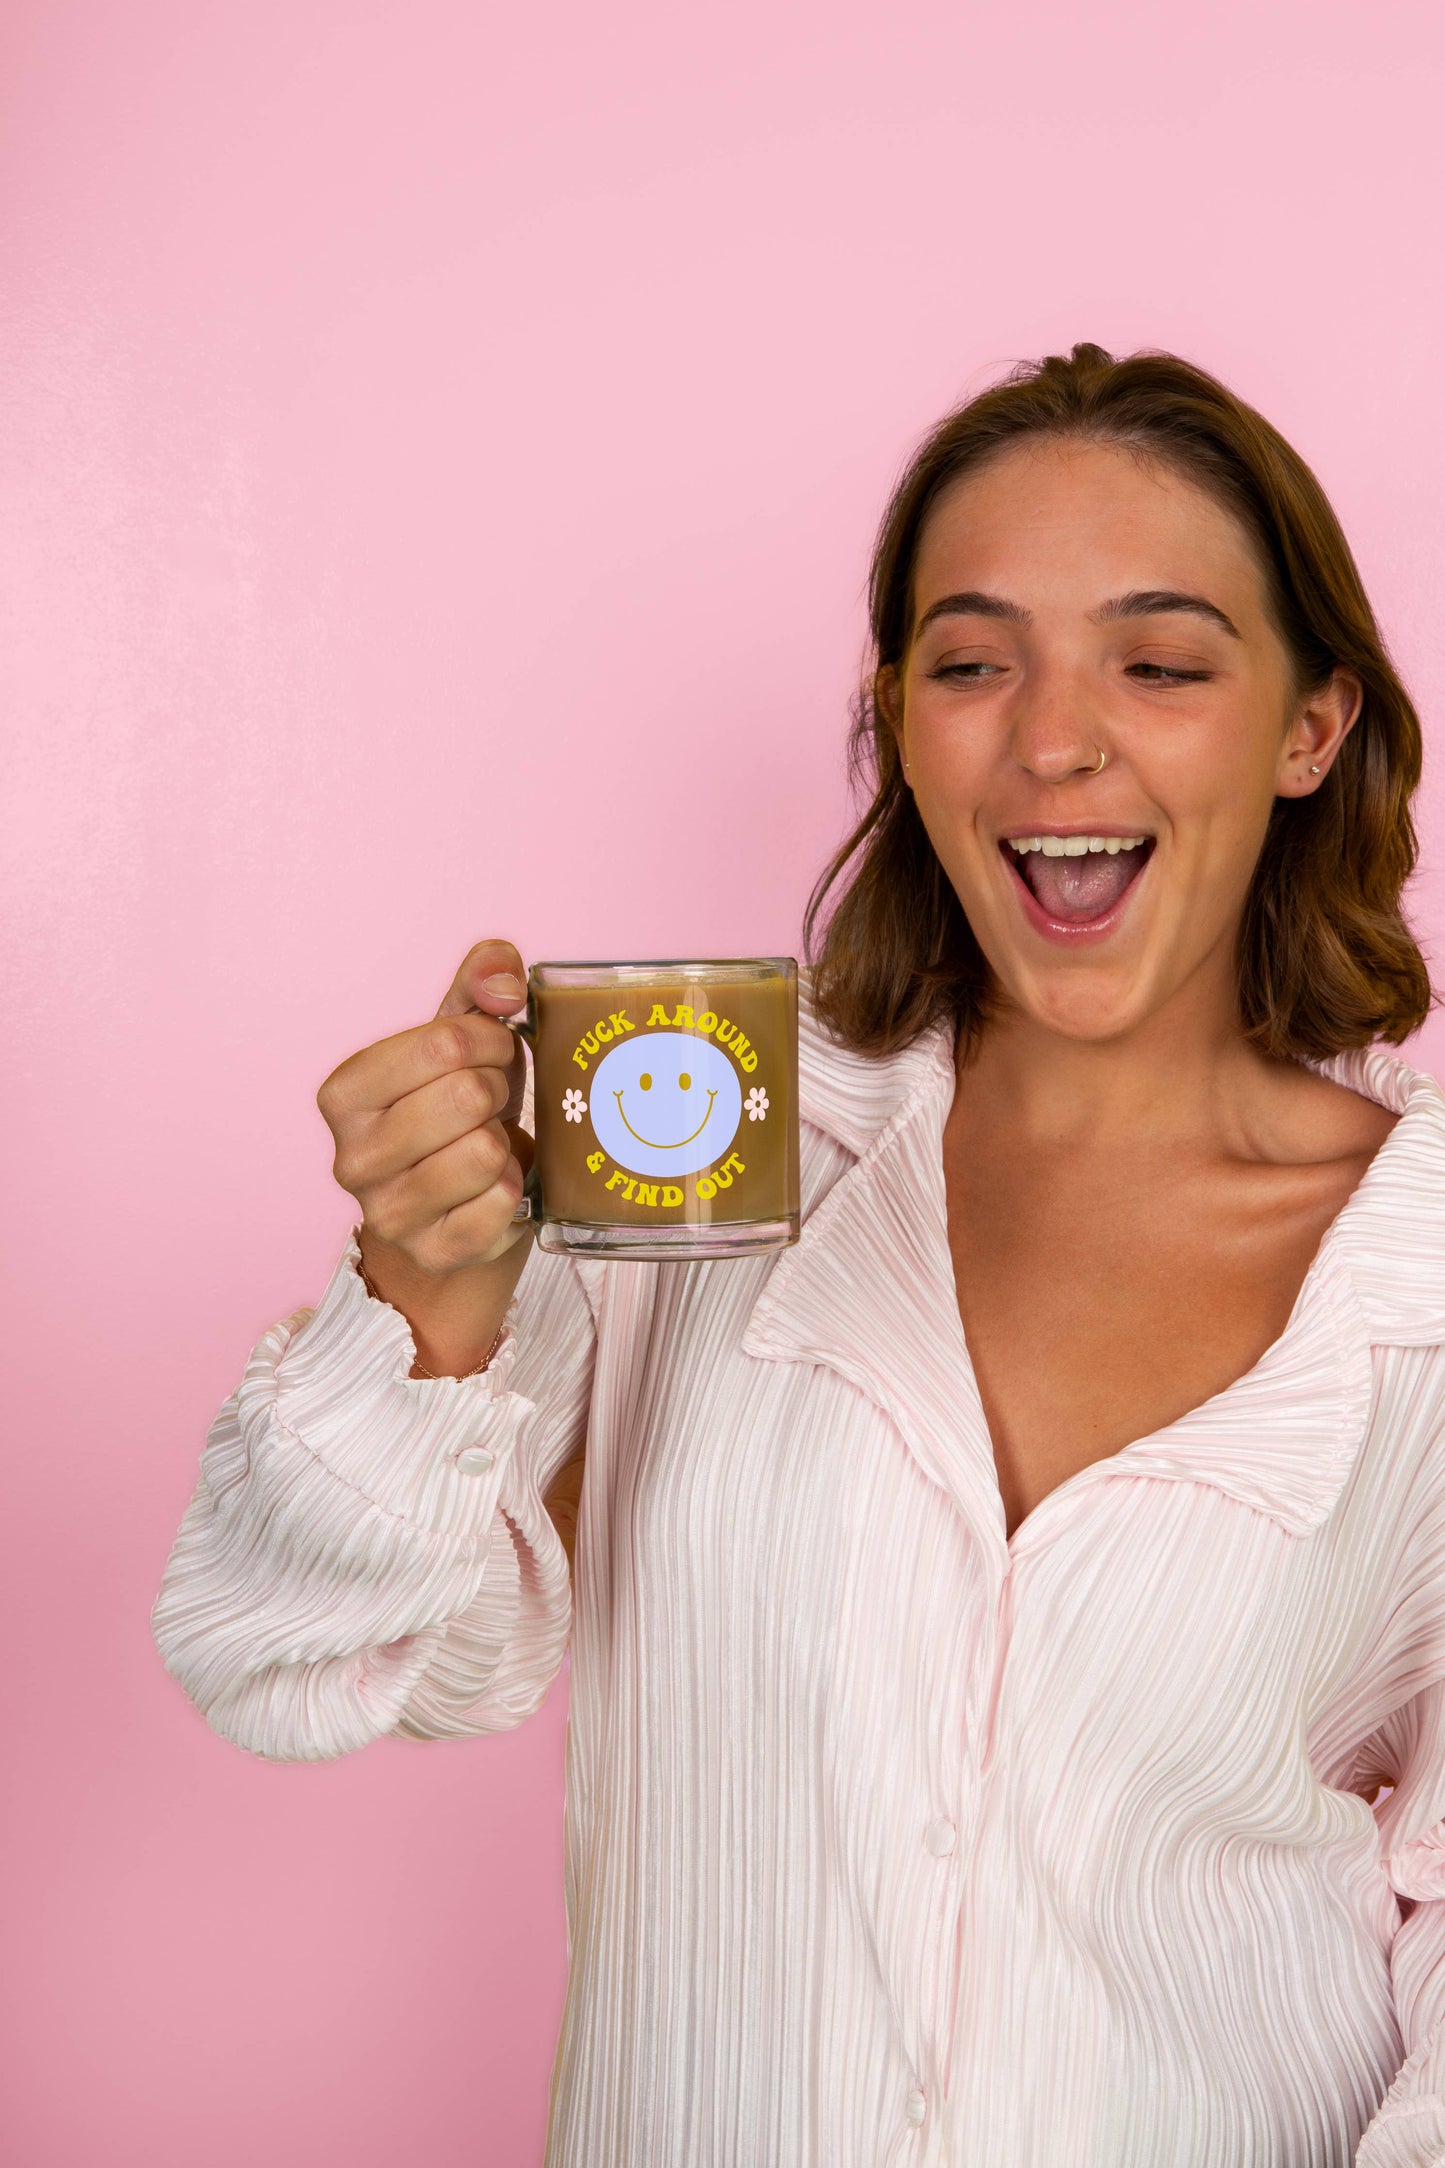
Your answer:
(956, 971), (1271, 1156)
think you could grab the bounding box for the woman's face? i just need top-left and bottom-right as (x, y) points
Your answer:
(884, 437), (1360, 1045)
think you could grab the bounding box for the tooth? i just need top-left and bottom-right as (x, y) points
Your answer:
(1041, 836), (1066, 856)
(1062, 836), (1089, 855)
(1086, 837), (1105, 852)
(1104, 838), (1121, 854)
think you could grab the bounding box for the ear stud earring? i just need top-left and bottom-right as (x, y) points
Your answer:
(1309, 764), (1321, 774)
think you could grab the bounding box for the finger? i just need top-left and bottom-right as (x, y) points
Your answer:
(369, 1171), (533, 1272)
(426, 1181), (535, 1271)
(363, 1117), (523, 1248)
(436, 939), (527, 1021)
(320, 1010), (518, 1125)
(340, 1060), (518, 1190)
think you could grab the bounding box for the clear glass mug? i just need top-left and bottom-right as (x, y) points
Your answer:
(505, 958), (799, 1259)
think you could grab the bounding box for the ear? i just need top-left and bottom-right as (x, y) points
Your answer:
(876, 665), (910, 783)
(1275, 665), (1363, 797)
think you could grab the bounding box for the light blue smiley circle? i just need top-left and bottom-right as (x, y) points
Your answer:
(588, 1031), (743, 1177)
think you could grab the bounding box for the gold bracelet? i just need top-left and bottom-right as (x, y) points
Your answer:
(356, 1254), (506, 1380)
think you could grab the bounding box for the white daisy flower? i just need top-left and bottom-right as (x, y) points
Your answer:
(745, 1086), (769, 1121)
(563, 1088), (587, 1123)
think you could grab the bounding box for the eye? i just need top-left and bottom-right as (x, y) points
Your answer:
(679, 1072), (692, 1090)
(929, 661), (1002, 681)
(1127, 662), (1213, 684)
(639, 1073), (652, 1090)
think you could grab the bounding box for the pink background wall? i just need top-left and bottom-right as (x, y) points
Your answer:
(4, 2), (1445, 2161)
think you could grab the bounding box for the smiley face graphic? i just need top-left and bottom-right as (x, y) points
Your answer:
(588, 1031), (743, 1177)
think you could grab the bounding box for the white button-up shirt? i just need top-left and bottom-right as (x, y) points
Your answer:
(153, 989), (1445, 2166)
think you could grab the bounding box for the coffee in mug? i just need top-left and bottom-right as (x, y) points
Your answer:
(511, 958), (799, 1259)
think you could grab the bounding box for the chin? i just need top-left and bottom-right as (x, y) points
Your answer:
(982, 940), (1162, 1045)
(1022, 986), (1152, 1043)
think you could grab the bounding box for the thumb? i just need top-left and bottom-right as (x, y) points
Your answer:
(435, 937), (528, 1020)
(435, 937), (530, 1128)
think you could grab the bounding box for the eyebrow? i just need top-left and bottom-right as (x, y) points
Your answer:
(1094, 589), (1241, 639)
(914, 590), (1030, 635)
(913, 586), (1241, 640)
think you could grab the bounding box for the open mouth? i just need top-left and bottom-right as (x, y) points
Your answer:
(1002, 832), (1155, 926)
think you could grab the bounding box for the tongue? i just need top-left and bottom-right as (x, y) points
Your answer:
(1023, 847), (1142, 922)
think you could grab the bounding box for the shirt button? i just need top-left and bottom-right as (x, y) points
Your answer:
(454, 1445), (495, 1474)
(924, 1816), (956, 1857)
(906, 2086), (927, 2127)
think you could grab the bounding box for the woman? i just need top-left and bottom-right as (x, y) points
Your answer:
(152, 345), (1445, 2166)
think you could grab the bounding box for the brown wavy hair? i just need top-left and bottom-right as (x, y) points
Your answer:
(805, 342), (1432, 1061)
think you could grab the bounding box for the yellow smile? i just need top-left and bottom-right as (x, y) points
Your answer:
(614, 1089), (717, 1149)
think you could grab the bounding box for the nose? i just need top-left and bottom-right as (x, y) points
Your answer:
(1007, 660), (1109, 781)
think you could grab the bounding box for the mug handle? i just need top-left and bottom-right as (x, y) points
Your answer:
(501, 1006), (539, 1223)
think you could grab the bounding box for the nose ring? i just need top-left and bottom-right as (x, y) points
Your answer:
(1088, 747), (1107, 774)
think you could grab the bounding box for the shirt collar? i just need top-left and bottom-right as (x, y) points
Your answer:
(798, 982), (1445, 1351)
(795, 971), (950, 1158)
(755, 992), (1443, 1555)
(1304, 1043), (1445, 1345)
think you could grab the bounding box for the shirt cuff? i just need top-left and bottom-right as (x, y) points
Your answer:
(1355, 2095), (1445, 2166)
(269, 1229), (536, 1534)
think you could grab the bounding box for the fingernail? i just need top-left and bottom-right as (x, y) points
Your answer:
(480, 972), (524, 999)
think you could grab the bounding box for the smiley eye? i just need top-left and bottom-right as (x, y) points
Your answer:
(639, 1073), (652, 1090)
(679, 1072), (692, 1090)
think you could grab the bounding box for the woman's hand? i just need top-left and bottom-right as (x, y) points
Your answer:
(316, 939), (536, 1372)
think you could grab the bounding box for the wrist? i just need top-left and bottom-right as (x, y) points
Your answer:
(352, 1224), (532, 1378)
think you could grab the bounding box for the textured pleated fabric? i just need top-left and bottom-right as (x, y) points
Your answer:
(152, 984), (1445, 2167)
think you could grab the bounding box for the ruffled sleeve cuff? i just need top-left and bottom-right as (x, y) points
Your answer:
(267, 1228), (537, 1536)
(1356, 2022), (1445, 2165)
